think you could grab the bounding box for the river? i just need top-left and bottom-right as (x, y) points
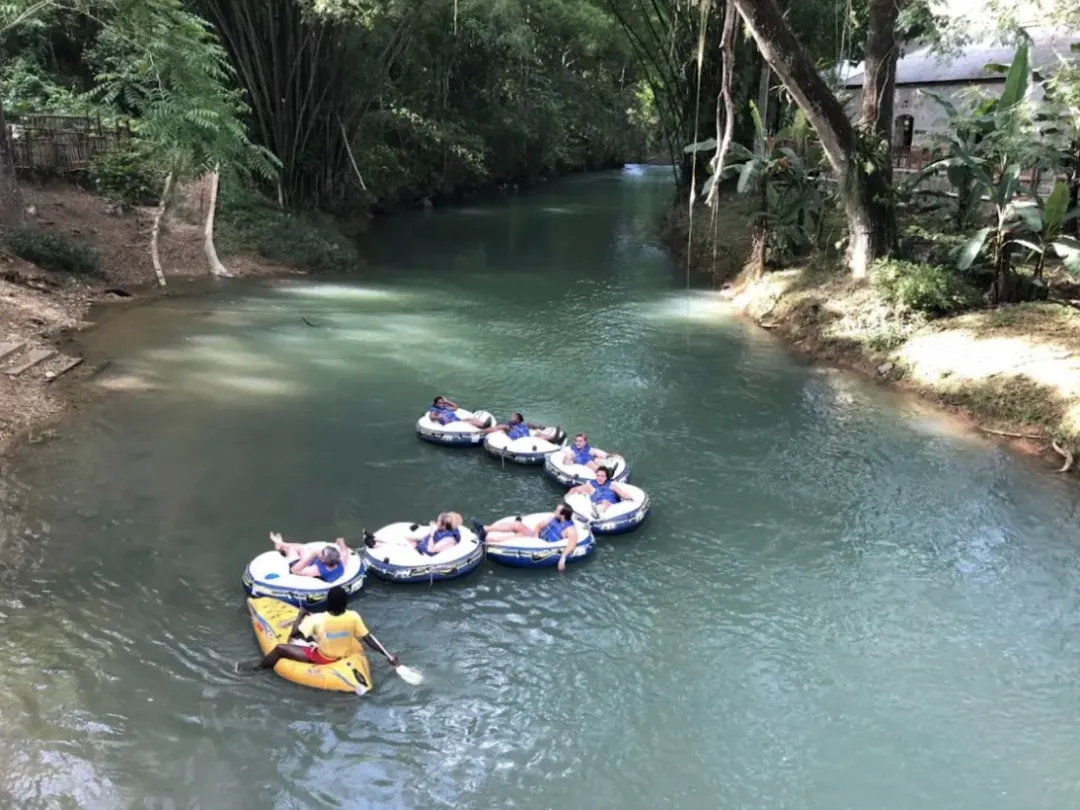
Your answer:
(2, 167), (1080, 809)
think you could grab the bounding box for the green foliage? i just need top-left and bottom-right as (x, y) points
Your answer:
(913, 43), (1070, 302)
(872, 259), (980, 315)
(216, 187), (359, 273)
(88, 0), (278, 182)
(1010, 182), (1080, 277)
(700, 101), (826, 265)
(0, 56), (90, 118)
(2, 227), (102, 276)
(87, 141), (162, 204)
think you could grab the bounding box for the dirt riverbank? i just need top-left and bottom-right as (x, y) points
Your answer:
(0, 181), (301, 457)
(664, 200), (1080, 475)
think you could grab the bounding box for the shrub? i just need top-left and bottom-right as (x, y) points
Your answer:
(88, 143), (162, 206)
(2, 228), (102, 276)
(873, 259), (980, 316)
(216, 188), (360, 273)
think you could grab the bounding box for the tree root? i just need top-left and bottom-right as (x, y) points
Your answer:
(977, 426), (1045, 440)
(1052, 440), (1074, 473)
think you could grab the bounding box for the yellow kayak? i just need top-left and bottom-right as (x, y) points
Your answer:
(247, 597), (373, 694)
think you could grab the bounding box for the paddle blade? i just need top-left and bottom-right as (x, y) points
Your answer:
(395, 664), (423, 685)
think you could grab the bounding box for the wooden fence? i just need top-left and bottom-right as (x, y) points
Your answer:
(6, 114), (132, 174)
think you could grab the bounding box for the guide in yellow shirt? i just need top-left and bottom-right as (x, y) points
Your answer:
(238, 586), (411, 676)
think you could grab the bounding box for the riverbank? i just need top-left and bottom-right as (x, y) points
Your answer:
(664, 200), (1080, 473)
(0, 182), (305, 457)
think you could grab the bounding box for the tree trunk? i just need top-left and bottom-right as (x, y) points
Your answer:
(0, 93), (24, 231)
(854, 0), (901, 261)
(150, 172), (174, 287)
(203, 166), (231, 278)
(730, 0), (899, 277)
(991, 235), (1015, 304)
(1069, 148), (1080, 237)
(748, 177), (769, 278)
(754, 62), (770, 158)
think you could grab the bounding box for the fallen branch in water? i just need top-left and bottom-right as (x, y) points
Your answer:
(977, 426), (1045, 440)
(1052, 440), (1074, 473)
(300, 315), (318, 328)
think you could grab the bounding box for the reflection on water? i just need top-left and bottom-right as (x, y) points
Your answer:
(3, 168), (1080, 809)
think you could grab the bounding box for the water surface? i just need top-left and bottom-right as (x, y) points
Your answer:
(2, 167), (1080, 809)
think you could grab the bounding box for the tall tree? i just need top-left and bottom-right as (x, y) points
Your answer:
(0, 96), (22, 230)
(728, 0), (904, 276)
(0, 0), (275, 281)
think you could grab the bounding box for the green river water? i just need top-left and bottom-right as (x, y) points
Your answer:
(2, 167), (1080, 809)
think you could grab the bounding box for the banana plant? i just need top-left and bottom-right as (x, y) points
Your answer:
(910, 41), (1066, 301)
(1010, 181), (1080, 279)
(911, 91), (985, 229)
(692, 101), (824, 265)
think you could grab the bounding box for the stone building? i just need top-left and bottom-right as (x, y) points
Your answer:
(842, 28), (1079, 169)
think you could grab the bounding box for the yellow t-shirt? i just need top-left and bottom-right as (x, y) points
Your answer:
(298, 610), (369, 660)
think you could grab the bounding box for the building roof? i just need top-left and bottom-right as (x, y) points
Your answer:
(843, 28), (1080, 88)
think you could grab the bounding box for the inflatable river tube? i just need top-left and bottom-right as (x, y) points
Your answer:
(416, 407), (495, 446)
(247, 596), (373, 694)
(243, 541), (366, 608)
(565, 484), (650, 535)
(364, 522), (484, 583)
(483, 426), (567, 464)
(544, 450), (630, 487)
(484, 512), (595, 568)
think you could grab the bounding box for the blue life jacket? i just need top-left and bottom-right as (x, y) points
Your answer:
(590, 481), (620, 505)
(507, 423), (530, 440)
(314, 557), (345, 582)
(418, 527), (460, 556)
(571, 444), (593, 465)
(540, 518), (574, 544)
(430, 405), (458, 424)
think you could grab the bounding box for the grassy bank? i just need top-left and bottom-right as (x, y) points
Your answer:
(665, 198), (1080, 472)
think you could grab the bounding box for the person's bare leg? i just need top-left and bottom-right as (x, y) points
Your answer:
(237, 643), (313, 673)
(269, 532), (306, 558)
(485, 517), (528, 533)
(484, 531), (528, 544)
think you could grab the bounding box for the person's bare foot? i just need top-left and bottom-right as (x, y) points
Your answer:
(557, 556), (567, 572)
(269, 531), (286, 553)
